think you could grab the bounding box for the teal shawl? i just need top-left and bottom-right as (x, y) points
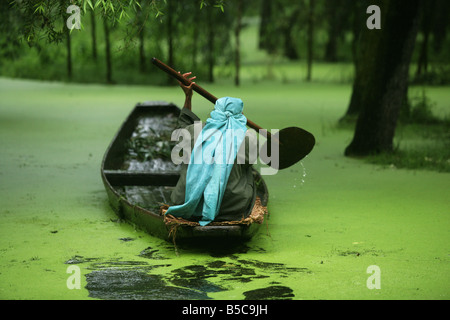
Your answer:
(166, 97), (247, 226)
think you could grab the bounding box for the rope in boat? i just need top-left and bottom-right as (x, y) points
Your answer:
(160, 197), (269, 248)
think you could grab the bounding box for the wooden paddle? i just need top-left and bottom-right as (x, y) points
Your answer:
(151, 57), (315, 170)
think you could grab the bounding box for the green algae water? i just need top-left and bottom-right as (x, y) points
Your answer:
(0, 78), (449, 300)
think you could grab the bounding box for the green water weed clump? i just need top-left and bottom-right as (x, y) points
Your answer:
(367, 118), (450, 172)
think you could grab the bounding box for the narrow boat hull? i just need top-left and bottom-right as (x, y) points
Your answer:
(101, 101), (269, 242)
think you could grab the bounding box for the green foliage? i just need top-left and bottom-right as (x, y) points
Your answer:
(369, 98), (450, 172)
(367, 131), (450, 172)
(412, 65), (450, 86)
(338, 87), (450, 173)
(200, 0), (225, 12)
(10, 1), (226, 46)
(401, 89), (442, 124)
(1, 0), (449, 87)
(11, 0), (146, 45)
(11, 0), (229, 46)
(1, 0), (235, 85)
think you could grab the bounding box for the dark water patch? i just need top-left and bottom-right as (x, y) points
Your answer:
(82, 259), (209, 300)
(166, 260), (262, 295)
(87, 259), (170, 271)
(208, 243), (251, 258)
(175, 240), (251, 258)
(65, 255), (99, 265)
(89, 260), (148, 268)
(139, 246), (169, 260)
(236, 259), (312, 275)
(169, 265), (225, 293)
(119, 237), (134, 242)
(80, 248), (310, 300)
(243, 285), (295, 300)
(338, 250), (361, 257)
(207, 260), (262, 282)
(165, 257), (308, 295)
(337, 248), (384, 257)
(207, 260), (228, 268)
(65, 255), (171, 270)
(251, 246), (267, 253)
(85, 268), (210, 300)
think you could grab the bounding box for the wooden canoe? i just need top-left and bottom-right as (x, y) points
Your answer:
(101, 101), (269, 243)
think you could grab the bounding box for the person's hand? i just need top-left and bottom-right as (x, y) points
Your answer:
(179, 72), (196, 97)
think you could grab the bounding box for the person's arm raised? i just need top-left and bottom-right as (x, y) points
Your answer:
(179, 72), (196, 111)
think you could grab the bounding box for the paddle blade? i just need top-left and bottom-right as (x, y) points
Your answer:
(261, 127), (315, 170)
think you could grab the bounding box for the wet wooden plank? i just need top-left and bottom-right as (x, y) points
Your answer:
(103, 170), (179, 187)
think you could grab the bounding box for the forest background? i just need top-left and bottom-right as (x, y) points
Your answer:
(1, 0), (449, 168)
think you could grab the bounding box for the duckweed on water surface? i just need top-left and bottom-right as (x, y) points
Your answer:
(0, 78), (449, 300)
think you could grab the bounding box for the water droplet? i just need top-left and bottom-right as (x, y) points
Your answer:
(299, 161), (307, 186)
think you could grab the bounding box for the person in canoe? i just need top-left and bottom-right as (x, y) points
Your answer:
(166, 72), (256, 226)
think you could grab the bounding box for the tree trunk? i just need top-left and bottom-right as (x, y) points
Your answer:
(192, 7), (200, 70)
(139, 26), (145, 73)
(323, 0), (354, 63)
(345, 0), (421, 157)
(66, 24), (72, 80)
(306, 0), (315, 81)
(415, 0), (435, 79)
(342, 1), (378, 119)
(137, 4), (146, 74)
(234, 0), (242, 86)
(90, 9), (97, 61)
(103, 18), (112, 84)
(431, 0), (450, 54)
(324, 31), (338, 62)
(258, 0), (272, 50)
(323, 0), (342, 62)
(62, 14), (72, 80)
(166, 0), (175, 85)
(206, 7), (215, 83)
(282, 7), (300, 60)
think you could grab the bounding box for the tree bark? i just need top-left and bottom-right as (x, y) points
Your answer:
(90, 9), (97, 61)
(323, 0), (344, 62)
(103, 18), (112, 84)
(166, 0), (175, 85)
(206, 6), (215, 83)
(59, 0), (72, 80)
(342, 1), (379, 119)
(306, 0), (315, 82)
(258, 0), (272, 50)
(431, 0), (450, 54)
(282, 7), (300, 60)
(139, 26), (145, 73)
(137, 5), (146, 74)
(192, 7), (200, 70)
(415, 0), (435, 78)
(345, 0), (421, 156)
(234, 0), (242, 86)
(66, 24), (72, 80)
